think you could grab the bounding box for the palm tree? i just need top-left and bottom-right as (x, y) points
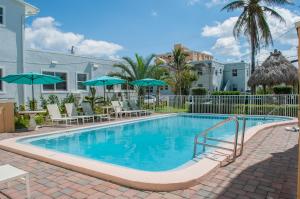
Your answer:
(84, 87), (104, 111)
(168, 47), (196, 95)
(110, 53), (157, 97)
(222, 0), (288, 92)
(148, 66), (171, 106)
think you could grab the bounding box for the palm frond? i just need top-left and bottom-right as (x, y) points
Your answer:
(262, 0), (292, 6)
(221, 0), (245, 11)
(113, 62), (135, 80)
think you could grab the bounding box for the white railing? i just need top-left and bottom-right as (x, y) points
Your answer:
(139, 94), (298, 117)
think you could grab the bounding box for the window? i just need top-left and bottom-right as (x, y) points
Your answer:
(215, 70), (218, 76)
(198, 84), (203, 87)
(0, 68), (3, 91)
(165, 85), (168, 90)
(232, 69), (237, 77)
(77, 73), (87, 91)
(198, 69), (203, 76)
(146, 86), (153, 93)
(121, 84), (134, 90)
(0, 6), (4, 25)
(246, 69), (249, 77)
(106, 85), (113, 90)
(232, 84), (238, 91)
(219, 69), (222, 74)
(42, 71), (67, 91)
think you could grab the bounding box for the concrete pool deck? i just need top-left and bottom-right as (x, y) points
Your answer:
(0, 116), (296, 198)
(0, 114), (297, 192)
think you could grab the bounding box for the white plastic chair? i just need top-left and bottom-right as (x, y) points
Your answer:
(65, 103), (94, 124)
(47, 104), (79, 126)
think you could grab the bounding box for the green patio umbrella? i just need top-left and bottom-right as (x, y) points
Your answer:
(0, 72), (64, 109)
(131, 78), (167, 108)
(83, 76), (126, 101)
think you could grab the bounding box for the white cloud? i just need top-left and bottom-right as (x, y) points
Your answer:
(151, 10), (158, 17)
(187, 0), (200, 6)
(201, 7), (300, 60)
(205, 0), (228, 7)
(25, 17), (123, 57)
(202, 17), (238, 37)
(212, 37), (241, 57)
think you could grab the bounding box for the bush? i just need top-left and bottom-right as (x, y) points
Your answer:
(191, 87), (207, 95)
(15, 115), (29, 129)
(211, 91), (240, 95)
(273, 86), (293, 94)
(34, 114), (45, 125)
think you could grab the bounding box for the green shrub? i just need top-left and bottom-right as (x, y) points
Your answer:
(211, 91), (240, 95)
(191, 87), (207, 95)
(34, 114), (45, 125)
(15, 115), (29, 129)
(273, 86), (293, 94)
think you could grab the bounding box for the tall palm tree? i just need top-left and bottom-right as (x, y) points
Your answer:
(168, 47), (196, 95)
(110, 53), (157, 96)
(222, 0), (287, 78)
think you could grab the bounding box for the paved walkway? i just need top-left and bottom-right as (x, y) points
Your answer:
(0, 125), (297, 199)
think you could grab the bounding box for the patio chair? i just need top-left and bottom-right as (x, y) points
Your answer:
(119, 101), (140, 117)
(81, 102), (110, 122)
(128, 100), (151, 116)
(65, 103), (94, 124)
(47, 104), (79, 126)
(111, 101), (136, 118)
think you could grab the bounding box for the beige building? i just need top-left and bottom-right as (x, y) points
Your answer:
(156, 44), (213, 64)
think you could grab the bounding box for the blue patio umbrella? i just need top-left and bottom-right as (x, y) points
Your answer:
(131, 78), (167, 108)
(83, 76), (126, 101)
(0, 72), (64, 109)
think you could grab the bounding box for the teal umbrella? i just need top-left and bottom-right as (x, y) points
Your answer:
(0, 72), (64, 108)
(83, 76), (126, 101)
(131, 78), (167, 108)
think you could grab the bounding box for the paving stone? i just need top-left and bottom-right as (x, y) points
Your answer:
(0, 125), (296, 199)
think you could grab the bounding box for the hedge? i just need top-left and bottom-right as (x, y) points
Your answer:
(191, 87), (207, 95)
(211, 91), (240, 95)
(273, 86), (293, 94)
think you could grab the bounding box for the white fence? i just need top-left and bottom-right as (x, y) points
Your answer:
(152, 95), (298, 117)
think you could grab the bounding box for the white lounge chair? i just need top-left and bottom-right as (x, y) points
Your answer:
(128, 100), (151, 116)
(81, 102), (110, 122)
(119, 101), (140, 117)
(65, 103), (94, 124)
(111, 101), (137, 118)
(47, 104), (79, 126)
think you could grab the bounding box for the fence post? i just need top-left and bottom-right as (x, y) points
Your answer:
(285, 95), (287, 116)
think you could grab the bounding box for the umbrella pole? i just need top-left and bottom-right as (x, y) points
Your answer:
(148, 86), (150, 109)
(104, 86), (106, 102)
(31, 80), (35, 111)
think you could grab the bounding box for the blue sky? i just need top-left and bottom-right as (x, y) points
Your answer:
(25, 0), (300, 63)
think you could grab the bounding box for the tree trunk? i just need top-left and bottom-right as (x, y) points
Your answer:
(250, 36), (256, 94)
(263, 85), (266, 94)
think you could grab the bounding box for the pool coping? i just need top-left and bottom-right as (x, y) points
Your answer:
(0, 114), (297, 191)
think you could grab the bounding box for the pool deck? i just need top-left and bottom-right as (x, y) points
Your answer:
(0, 118), (297, 198)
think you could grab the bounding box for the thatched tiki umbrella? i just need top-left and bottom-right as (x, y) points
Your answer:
(248, 49), (298, 93)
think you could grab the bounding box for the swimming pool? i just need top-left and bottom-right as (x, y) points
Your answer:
(19, 114), (289, 171)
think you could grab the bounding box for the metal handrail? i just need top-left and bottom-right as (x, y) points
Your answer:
(193, 115), (246, 163)
(263, 106), (279, 119)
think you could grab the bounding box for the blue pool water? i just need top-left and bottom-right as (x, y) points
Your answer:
(20, 114), (289, 171)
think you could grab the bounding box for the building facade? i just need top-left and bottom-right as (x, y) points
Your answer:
(0, 0), (129, 105)
(0, 0), (250, 106)
(156, 44), (213, 65)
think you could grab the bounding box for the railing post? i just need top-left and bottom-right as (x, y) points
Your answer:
(285, 95), (287, 116)
(232, 117), (239, 161)
(240, 116), (246, 155)
(218, 96), (221, 114)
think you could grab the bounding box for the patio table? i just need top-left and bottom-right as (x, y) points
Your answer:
(18, 110), (46, 131)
